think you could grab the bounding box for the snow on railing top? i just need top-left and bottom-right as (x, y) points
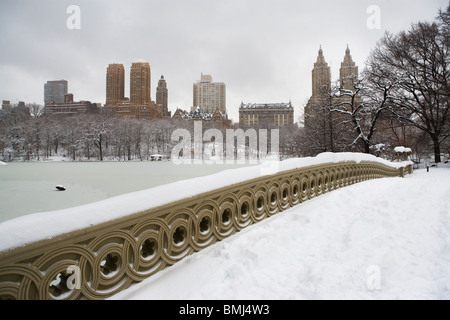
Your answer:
(394, 146), (412, 153)
(0, 152), (412, 253)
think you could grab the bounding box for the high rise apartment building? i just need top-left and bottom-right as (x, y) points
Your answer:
(156, 75), (169, 117)
(311, 46), (331, 98)
(130, 62), (151, 106)
(192, 74), (226, 114)
(44, 80), (68, 105)
(304, 46), (359, 124)
(106, 64), (125, 107)
(340, 46), (359, 91)
(105, 61), (163, 120)
(303, 46), (360, 152)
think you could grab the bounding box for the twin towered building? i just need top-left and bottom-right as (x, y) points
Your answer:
(239, 46), (359, 129)
(105, 62), (168, 119)
(304, 45), (359, 128)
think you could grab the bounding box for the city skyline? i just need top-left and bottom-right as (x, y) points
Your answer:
(0, 0), (447, 122)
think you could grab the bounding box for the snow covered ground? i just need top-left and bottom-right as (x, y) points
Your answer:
(111, 166), (450, 300)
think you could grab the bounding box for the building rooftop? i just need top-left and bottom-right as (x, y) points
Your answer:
(239, 102), (293, 110)
(174, 107), (228, 121)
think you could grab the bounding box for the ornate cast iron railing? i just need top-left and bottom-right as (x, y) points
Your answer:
(0, 159), (413, 300)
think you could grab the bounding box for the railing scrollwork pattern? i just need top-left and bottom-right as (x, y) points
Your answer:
(0, 160), (413, 300)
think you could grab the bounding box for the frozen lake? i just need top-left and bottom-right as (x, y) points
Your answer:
(0, 161), (252, 223)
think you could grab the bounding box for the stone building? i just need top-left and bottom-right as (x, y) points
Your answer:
(105, 61), (162, 120)
(340, 46), (359, 91)
(239, 102), (294, 128)
(44, 93), (98, 115)
(1, 100), (11, 110)
(44, 80), (68, 105)
(172, 107), (231, 127)
(304, 46), (359, 127)
(303, 46), (361, 152)
(130, 62), (151, 107)
(106, 64), (125, 107)
(192, 74), (226, 114)
(156, 75), (170, 117)
(304, 46), (332, 129)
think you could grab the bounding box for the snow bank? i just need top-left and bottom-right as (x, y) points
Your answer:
(110, 168), (450, 300)
(0, 161), (7, 166)
(0, 153), (411, 253)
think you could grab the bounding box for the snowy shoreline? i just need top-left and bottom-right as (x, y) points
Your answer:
(0, 152), (412, 253)
(0, 155), (172, 163)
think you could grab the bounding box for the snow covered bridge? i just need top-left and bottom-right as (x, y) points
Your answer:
(0, 153), (413, 300)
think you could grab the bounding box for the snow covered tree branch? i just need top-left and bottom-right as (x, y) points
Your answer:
(367, 8), (450, 162)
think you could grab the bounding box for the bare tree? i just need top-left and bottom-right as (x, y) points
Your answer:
(329, 73), (392, 154)
(62, 117), (82, 160)
(367, 7), (450, 162)
(93, 114), (113, 161)
(28, 103), (44, 118)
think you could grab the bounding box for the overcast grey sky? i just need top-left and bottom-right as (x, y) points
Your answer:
(0, 0), (447, 122)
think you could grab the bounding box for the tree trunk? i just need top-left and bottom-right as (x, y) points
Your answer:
(432, 136), (442, 163)
(98, 134), (103, 161)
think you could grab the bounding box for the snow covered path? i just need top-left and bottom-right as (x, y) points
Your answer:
(111, 167), (450, 300)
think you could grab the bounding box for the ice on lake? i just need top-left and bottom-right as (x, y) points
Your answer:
(0, 161), (252, 223)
